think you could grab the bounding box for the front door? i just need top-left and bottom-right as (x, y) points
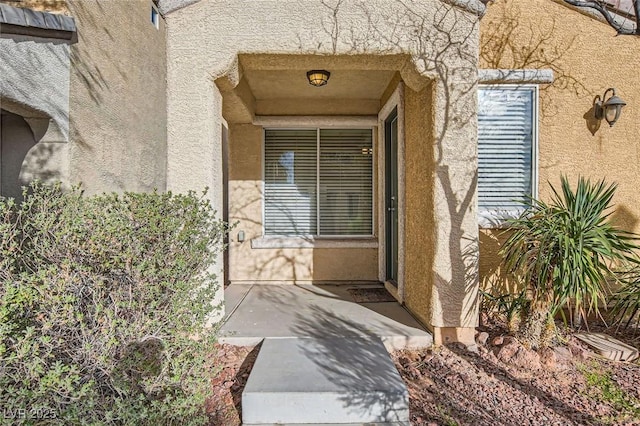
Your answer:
(384, 107), (399, 286)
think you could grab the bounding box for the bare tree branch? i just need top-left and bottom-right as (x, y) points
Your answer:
(562, 0), (640, 35)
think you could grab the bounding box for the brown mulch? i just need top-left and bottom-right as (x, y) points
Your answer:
(206, 343), (260, 426)
(348, 287), (397, 303)
(207, 324), (640, 426)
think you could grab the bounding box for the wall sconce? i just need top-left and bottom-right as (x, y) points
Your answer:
(307, 70), (330, 87)
(594, 88), (627, 127)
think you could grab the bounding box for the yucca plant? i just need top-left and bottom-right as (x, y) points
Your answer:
(501, 175), (639, 348)
(611, 267), (640, 329)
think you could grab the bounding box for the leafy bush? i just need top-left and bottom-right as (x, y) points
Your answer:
(0, 182), (229, 425)
(501, 176), (639, 348)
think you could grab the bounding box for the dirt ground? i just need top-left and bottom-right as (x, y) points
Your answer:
(206, 324), (640, 426)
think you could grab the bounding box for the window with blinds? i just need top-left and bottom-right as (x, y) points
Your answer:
(264, 128), (373, 236)
(478, 86), (537, 220)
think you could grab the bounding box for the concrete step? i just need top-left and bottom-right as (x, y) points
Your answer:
(242, 337), (409, 425)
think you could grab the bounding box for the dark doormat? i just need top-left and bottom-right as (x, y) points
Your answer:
(348, 287), (396, 303)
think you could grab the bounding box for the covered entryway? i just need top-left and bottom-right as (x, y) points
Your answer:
(165, 0), (483, 344)
(217, 54), (435, 320)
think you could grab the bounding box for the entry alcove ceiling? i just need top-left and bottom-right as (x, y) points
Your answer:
(244, 69), (396, 100)
(216, 54), (429, 121)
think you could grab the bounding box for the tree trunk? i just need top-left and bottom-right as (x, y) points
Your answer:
(518, 290), (554, 349)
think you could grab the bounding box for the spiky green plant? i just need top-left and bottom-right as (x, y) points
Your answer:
(500, 175), (639, 347)
(611, 267), (640, 328)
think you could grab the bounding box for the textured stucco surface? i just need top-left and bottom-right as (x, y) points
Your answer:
(167, 0), (480, 330)
(1, 0), (68, 15)
(66, 0), (167, 194)
(479, 0), (640, 293)
(0, 34), (71, 141)
(1, 111), (68, 198)
(403, 85), (435, 328)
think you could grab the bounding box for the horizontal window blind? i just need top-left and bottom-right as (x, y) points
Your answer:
(478, 87), (535, 212)
(319, 129), (373, 235)
(264, 128), (373, 236)
(264, 129), (317, 235)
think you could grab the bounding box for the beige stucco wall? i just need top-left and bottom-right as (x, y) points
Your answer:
(1, 0), (68, 14)
(0, 31), (71, 193)
(166, 0), (481, 331)
(0, 1), (167, 195)
(479, 0), (640, 292)
(66, 0), (167, 193)
(403, 84), (435, 327)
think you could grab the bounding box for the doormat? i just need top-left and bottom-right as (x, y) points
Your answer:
(348, 287), (396, 303)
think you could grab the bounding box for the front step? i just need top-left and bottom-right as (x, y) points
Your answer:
(242, 337), (409, 425)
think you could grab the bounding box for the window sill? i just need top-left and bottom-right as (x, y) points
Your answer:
(478, 210), (523, 229)
(251, 236), (378, 249)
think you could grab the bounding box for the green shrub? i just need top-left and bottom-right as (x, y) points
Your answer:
(0, 182), (229, 425)
(501, 176), (639, 348)
(611, 266), (640, 328)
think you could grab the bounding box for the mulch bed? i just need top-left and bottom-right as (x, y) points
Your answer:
(206, 343), (260, 425)
(348, 287), (397, 303)
(207, 322), (640, 426)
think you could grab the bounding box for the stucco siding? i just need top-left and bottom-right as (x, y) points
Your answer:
(480, 0), (640, 292)
(403, 85), (435, 327)
(167, 0), (480, 332)
(66, 0), (167, 194)
(0, 33), (71, 143)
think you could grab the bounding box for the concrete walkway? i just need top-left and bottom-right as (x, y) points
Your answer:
(220, 284), (429, 425)
(220, 283), (432, 350)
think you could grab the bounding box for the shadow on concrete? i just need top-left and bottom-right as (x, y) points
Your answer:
(289, 303), (409, 422)
(220, 284), (432, 349)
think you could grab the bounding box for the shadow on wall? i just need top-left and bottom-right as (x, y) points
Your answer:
(480, 0), (592, 119)
(308, 0), (478, 326)
(583, 102), (602, 136)
(229, 179), (314, 282)
(0, 110), (62, 200)
(478, 229), (520, 297)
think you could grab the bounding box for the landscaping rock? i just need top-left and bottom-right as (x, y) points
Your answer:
(495, 337), (542, 370)
(495, 337), (520, 361)
(568, 339), (590, 361)
(512, 346), (542, 370)
(553, 346), (571, 361)
(476, 331), (490, 346)
(539, 347), (556, 370)
(492, 335), (504, 346)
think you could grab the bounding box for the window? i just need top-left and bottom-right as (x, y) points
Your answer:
(478, 85), (537, 225)
(151, 3), (160, 29)
(264, 128), (373, 236)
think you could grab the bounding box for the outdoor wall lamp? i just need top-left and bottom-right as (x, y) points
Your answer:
(307, 70), (330, 87)
(594, 88), (627, 127)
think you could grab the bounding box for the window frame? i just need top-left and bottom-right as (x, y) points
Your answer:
(477, 84), (539, 229)
(261, 125), (376, 239)
(151, 3), (160, 29)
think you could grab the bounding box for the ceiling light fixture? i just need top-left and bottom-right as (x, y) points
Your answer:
(306, 70), (331, 87)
